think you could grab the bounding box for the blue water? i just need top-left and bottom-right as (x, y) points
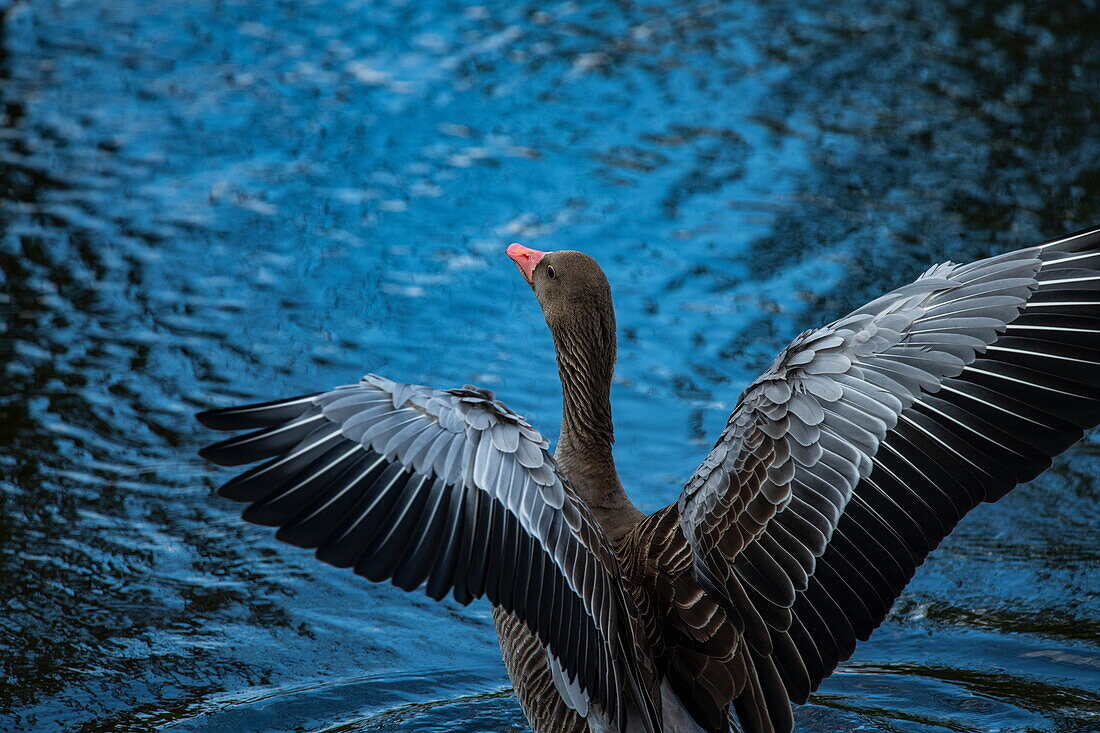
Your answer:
(1, 1), (1098, 731)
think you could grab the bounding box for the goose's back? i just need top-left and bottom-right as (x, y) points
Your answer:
(493, 506), (746, 733)
(619, 506), (748, 733)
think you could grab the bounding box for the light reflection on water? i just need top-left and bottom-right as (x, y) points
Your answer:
(1, 0), (1098, 731)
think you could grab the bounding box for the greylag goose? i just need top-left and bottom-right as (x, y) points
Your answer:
(197, 226), (1100, 732)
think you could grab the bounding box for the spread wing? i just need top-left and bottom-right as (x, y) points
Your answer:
(676, 225), (1100, 732)
(196, 375), (660, 732)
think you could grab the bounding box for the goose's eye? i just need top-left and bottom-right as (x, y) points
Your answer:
(546, 266), (557, 280)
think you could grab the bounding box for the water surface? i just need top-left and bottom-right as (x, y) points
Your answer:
(1, 0), (1099, 731)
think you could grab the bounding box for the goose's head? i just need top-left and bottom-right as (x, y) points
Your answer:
(505, 243), (615, 339)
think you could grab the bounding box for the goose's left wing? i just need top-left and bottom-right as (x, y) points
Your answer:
(197, 375), (660, 732)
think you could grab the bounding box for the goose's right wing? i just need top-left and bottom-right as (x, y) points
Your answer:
(675, 225), (1100, 732)
(197, 375), (660, 732)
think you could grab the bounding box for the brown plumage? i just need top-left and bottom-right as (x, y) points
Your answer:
(197, 227), (1100, 732)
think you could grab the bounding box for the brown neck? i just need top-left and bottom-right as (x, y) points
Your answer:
(550, 312), (643, 542)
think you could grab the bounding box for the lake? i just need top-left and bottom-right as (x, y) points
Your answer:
(1, 0), (1098, 731)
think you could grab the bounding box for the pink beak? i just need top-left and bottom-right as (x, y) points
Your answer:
(506, 243), (547, 284)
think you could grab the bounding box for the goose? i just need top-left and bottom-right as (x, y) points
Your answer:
(196, 225), (1100, 732)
